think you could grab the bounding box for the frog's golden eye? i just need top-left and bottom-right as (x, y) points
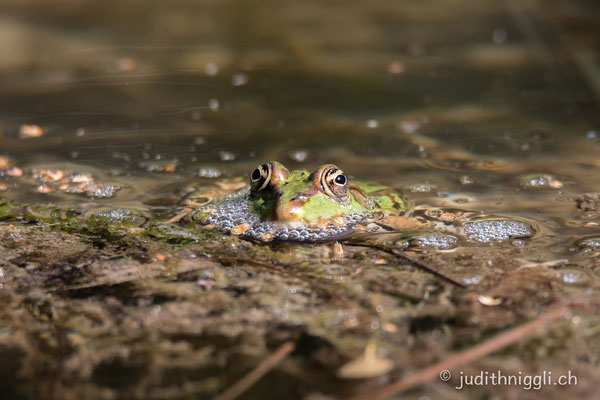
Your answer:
(321, 166), (349, 202)
(250, 163), (271, 192)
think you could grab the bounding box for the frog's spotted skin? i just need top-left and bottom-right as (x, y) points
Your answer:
(187, 161), (409, 242)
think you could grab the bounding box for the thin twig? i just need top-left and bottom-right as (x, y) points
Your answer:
(215, 341), (296, 400)
(350, 306), (568, 400)
(165, 209), (191, 223)
(346, 243), (467, 288)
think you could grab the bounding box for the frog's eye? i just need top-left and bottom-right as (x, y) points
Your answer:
(321, 166), (349, 202)
(250, 163), (272, 192)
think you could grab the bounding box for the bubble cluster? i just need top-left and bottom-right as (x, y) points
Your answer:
(198, 190), (369, 242)
(409, 184), (435, 193)
(85, 184), (120, 198)
(411, 233), (458, 249)
(30, 169), (121, 198)
(92, 209), (146, 225)
(519, 174), (563, 188)
(578, 237), (600, 249)
(463, 219), (534, 242)
(463, 275), (483, 285)
(558, 270), (584, 284)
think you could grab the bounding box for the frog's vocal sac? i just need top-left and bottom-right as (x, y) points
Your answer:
(187, 161), (409, 242)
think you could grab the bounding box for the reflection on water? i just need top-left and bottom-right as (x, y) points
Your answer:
(0, 0), (599, 398)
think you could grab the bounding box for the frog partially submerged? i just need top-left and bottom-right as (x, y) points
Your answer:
(181, 161), (412, 242)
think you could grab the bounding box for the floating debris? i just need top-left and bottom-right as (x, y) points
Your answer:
(0, 157), (9, 170)
(329, 242), (344, 261)
(117, 57), (137, 71)
(366, 119), (379, 128)
(477, 294), (502, 306)
(91, 209), (146, 226)
(85, 184), (120, 198)
(7, 167), (23, 177)
(463, 275), (483, 285)
(459, 175), (474, 185)
(138, 160), (178, 173)
(463, 218), (534, 242)
(424, 208), (469, 223)
(31, 168), (121, 198)
(518, 173), (563, 189)
(398, 120), (420, 134)
(218, 150), (236, 162)
(577, 236), (600, 250)
(208, 98), (220, 112)
(379, 215), (431, 231)
(576, 193), (600, 212)
(557, 269), (588, 285)
(32, 169), (65, 182)
(231, 223), (250, 235)
(386, 61), (405, 75)
(337, 343), (394, 379)
(517, 258), (568, 269)
(19, 124), (45, 138)
(37, 185), (55, 193)
(286, 149), (310, 163)
(194, 166), (222, 178)
(205, 62), (219, 76)
(231, 73), (248, 86)
(409, 184), (435, 193)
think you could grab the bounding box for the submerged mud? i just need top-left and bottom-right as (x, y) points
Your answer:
(1, 185), (600, 399)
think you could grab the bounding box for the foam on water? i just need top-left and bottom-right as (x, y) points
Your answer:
(411, 233), (458, 249)
(463, 219), (534, 242)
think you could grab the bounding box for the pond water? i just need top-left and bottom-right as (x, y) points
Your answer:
(1, 0), (598, 248)
(0, 0), (599, 399)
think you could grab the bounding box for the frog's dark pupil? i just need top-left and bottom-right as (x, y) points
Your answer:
(252, 168), (261, 181)
(335, 175), (346, 185)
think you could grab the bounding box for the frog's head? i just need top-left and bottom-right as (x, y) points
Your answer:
(249, 161), (373, 225)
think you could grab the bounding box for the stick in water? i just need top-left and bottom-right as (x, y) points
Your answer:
(351, 306), (568, 400)
(215, 341), (296, 400)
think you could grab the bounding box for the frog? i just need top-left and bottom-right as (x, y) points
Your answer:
(180, 161), (418, 242)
